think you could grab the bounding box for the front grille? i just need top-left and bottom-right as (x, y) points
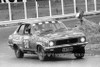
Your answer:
(55, 38), (79, 45)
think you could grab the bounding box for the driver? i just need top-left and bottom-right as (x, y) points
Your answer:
(24, 24), (31, 34)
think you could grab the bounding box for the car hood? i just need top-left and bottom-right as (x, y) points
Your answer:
(40, 30), (85, 41)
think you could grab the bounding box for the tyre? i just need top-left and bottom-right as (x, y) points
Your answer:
(74, 53), (84, 59)
(15, 48), (24, 58)
(74, 47), (85, 59)
(37, 46), (48, 61)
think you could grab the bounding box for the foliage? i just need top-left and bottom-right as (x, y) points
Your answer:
(75, 18), (100, 44)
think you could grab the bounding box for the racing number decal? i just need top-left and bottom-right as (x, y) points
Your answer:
(23, 39), (29, 48)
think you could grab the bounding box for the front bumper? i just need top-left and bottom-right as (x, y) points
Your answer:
(44, 42), (88, 53)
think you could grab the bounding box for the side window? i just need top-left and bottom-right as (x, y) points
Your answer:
(32, 25), (41, 35)
(17, 25), (25, 35)
(24, 24), (31, 35)
(32, 25), (38, 34)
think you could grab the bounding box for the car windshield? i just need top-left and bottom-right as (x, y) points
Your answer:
(32, 21), (71, 35)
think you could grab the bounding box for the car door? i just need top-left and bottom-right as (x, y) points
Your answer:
(13, 24), (25, 48)
(30, 26), (37, 51)
(29, 24), (40, 51)
(22, 24), (32, 50)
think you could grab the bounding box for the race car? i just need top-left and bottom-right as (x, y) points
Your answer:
(8, 18), (88, 61)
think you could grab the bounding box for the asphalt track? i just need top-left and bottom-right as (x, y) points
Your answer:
(0, 15), (100, 67)
(0, 26), (100, 67)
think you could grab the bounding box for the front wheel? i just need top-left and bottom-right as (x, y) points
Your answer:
(74, 47), (85, 59)
(15, 48), (24, 58)
(37, 46), (48, 61)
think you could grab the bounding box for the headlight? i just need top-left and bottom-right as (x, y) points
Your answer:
(80, 37), (85, 42)
(49, 41), (54, 46)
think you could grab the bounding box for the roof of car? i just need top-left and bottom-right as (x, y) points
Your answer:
(19, 18), (57, 25)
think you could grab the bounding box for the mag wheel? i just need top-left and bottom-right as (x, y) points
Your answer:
(15, 48), (24, 58)
(37, 46), (48, 61)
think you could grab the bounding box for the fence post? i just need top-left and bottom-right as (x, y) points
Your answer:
(85, 0), (88, 12)
(1, 0), (4, 3)
(14, 0), (17, 3)
(73, 0), (76, 14)
(35, 0), (39, 18)
(23, 1), (27, 19)
(94, 0), (97, 11)
(49, 0), (52, 17)
(8, 2), (12, 21)
(61, 0), (64, 15)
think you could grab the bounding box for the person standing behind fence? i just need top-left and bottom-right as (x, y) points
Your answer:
(77, 10), (84, 25)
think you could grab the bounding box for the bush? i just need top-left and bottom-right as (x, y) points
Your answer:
(75, 18), (100, 44)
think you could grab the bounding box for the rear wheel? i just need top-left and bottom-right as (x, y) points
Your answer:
(37, 46), (48, 61)
(15, 48), (24, 58)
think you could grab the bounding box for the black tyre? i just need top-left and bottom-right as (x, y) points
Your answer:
(37, 46), (48, 61)
(74, 53), (84, 59)
(74, 47), (85, 59)
(15, 48), (24, 58)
